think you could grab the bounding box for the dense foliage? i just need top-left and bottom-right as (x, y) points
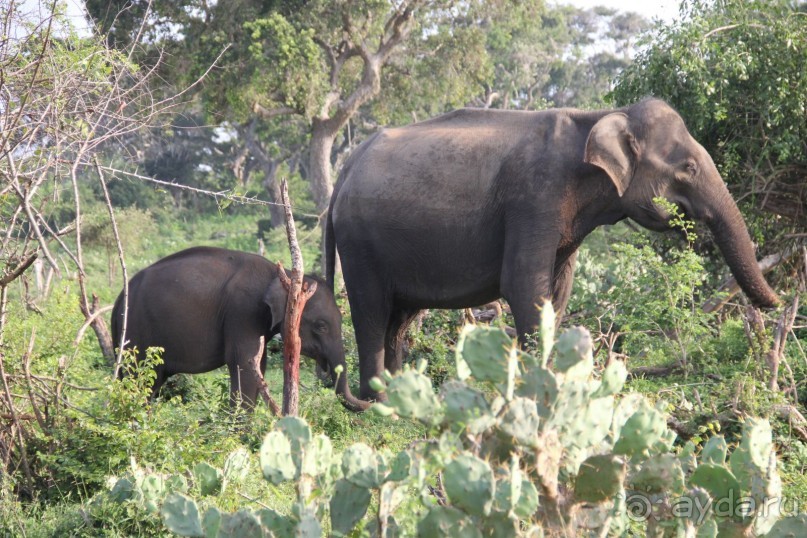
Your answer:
(612, 0), (807, 250)
(103, 318), (807, 536)
(2, 0), (807, 536)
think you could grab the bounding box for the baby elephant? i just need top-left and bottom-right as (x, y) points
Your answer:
(110, 246), (367, 411)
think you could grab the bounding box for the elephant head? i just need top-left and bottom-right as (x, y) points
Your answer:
(584, 98), (779, 308)
(264, 273), (370, 412)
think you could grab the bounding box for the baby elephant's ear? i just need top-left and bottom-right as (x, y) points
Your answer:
(584, 112), (638, 197)
(263, 268), (289, 330)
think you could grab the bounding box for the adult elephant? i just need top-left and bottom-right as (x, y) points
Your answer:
(111, 246), (368, 412)
(326, 98), (779, 402)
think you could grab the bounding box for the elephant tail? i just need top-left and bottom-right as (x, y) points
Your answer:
(110, 292), (121, 350)
(325, 204), (336, 291)
(325, 172), (342, 291)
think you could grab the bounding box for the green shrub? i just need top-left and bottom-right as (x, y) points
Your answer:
(92, 304), (805, 537)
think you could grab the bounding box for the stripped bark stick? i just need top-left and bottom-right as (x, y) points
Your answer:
(278, 179), (317, 416)
(95, 159), (129, 372)
(766, 295), (800, 391)
(248, 335), (280, 415)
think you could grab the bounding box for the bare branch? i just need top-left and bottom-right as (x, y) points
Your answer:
(702, 23), (766, 40)
(95, 158), (127, 369)
(0, 252), (37, 287)
(252, 102), (297, 119)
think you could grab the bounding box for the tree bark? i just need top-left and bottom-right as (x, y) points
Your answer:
(80, 294), (115, 365)
(278, 179), (317, 416)
(308, 119), (337, 214)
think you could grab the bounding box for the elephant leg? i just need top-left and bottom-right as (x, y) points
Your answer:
(149, 366), (168, 401)
(226, 337), (264, 412)
(384, 308), (420, 374)
(551, 249), (578, 325)
(500, 226), (558, 345)
(342, 272), (391, 401)
(227, 362), (260, 411)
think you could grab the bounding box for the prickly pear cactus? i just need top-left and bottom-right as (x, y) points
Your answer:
(442, 453), (495, 516)
(122, 301), (806, 537)
(193, 462), (223, 496)
(330, 478), (371, 535)
(160, 493), (202, 537)
(374, 301), (803, 537)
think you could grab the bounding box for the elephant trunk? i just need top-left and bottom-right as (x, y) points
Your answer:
(703, 186), (779, 308)
(333, 362), (371, 412)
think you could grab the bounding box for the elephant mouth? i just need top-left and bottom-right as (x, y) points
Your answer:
(636, 201), (673, 232)
(643, 198), (695, 232)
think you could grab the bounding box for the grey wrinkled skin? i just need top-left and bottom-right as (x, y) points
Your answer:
(111, 246), (368, 412)
(326, 98), (778, 402)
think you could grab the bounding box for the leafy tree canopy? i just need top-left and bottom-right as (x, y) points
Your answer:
(612, 0), (807, 247)
(84, 1), (650, 214)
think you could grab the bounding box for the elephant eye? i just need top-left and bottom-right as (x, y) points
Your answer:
(314, 320), (329, 334)
(676, 160), (698, 182)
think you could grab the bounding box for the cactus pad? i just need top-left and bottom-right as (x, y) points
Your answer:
(417, 506), (481, 538)
(700, 436), (728, 466)
(591, 360), (627, 399)
(193, 461), (224, 495)
(443, 453), (495, 516)
(160, 493), (203, 537)
(498, 397), (541, 448)
(631, 454), (685, 494)
(456, 325), (512, 383)
(386, 369), (443, 425)
(260, 431), (297, 484)
(342, 443), (380, 488)
(613, 402), (668, 457)
(575, 454), (626, 503)
(554, 327), (594, 380)
(330, 478), (372, 535)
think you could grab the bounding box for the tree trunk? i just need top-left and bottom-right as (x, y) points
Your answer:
(84, 294), (115, 365)
(244, 120), (285, 227)
(261, 160), (284, 228)
(309, 119), (337, 213)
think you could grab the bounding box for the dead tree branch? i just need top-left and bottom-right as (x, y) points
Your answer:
(278, 179), (317, 416)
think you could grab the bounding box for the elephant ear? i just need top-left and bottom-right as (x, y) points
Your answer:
(584, 112), (638, 197)
(263, 271), (289, 331)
